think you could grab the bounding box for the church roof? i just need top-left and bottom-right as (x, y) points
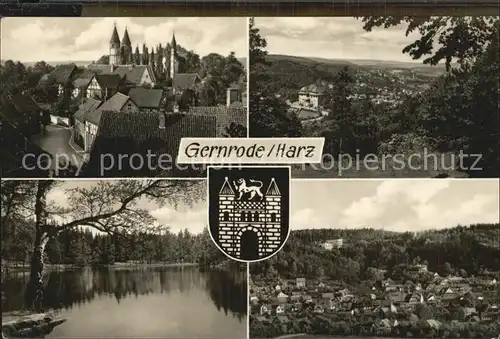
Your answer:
(88, 64), (156, 86)
(84, 111), (217, 177)
(171, 33), (177, 47)
(266, 178), (281, 196)
(219, 177), (235, 196)
(121, 28), (131, 46)
(110, 25), (120, 45)
(115, 65), (156, 85)
(188, 106), (246, 137)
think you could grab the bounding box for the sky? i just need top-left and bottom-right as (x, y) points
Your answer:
(1, 17), (247, 62)
(46, 180), (207, 235)
(291, 179), (500, 232)
(255, 17), (422, 62)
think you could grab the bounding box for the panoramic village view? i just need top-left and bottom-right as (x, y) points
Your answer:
(1, 18), (247, 178)
(249, 179), (500, 338)
(249, 17), (499, 178)
(1, 180), (247, 338)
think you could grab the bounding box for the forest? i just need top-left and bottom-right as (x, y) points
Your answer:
(1, 180), (247, 312)
(2, 223), (229, 269)
(249, 17), (500, 178)
(250, 223), (500, 281)
(250, 224), (500, 338)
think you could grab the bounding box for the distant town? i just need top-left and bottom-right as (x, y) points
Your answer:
(249, 225), (500, 338)
(1, 23), (247, 178)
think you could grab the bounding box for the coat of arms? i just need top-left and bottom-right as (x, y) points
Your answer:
(207, 166), (290, 262)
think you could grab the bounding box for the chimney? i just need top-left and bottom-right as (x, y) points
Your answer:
(226, 87), (239, 107)
(158, 109), (166, 129)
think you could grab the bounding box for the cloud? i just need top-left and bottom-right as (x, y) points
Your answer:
(1, 17), (246, 62)
(337, 180), (499, 232)
(255, 17), (420, 61)
(47, 187), (69, 207)
(151, 205), (206, 234)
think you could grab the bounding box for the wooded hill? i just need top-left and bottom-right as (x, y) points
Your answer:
(250, 224), (500, 282)
(261, 54), (442, 100)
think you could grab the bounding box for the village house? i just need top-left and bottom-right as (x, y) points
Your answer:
(83, 110), (216, 177)
(3, 94), (45, 136)
(260, 304), (271, 315)
(39, 63), (78, 96)
(88, 63), (156, 88)
(296, 278), (306, 288)
(172, 73), (202, 97)
(298, 81), (331, 110)
(127, 88), (165, 113)
(95, 74), (125, 101)
(73, 97), (103, 152)
(72, 69), (98, 99)
(321, 238), (344, 250)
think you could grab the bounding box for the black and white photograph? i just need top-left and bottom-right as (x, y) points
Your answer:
(1, 179), (247, 338)
(0, 18), (247, 178)
(249, 17), (499, 178)
(248, 179), (500, 338)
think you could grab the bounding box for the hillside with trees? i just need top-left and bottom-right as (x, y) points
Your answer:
(250, 224), (500, 281)
(249, 224), (500, 338)
(249, 17), (499, 178)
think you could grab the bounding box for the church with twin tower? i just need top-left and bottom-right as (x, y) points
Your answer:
(108, 23), (181, 79)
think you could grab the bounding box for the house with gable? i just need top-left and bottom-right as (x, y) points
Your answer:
(95, 74), (126, 101)
(73, 97), (103, 151)
(127, 88), (165, 113)
(3, 94), (44, 135)
(72, 69), (99, 99)
(260, 304), (271, 316)
(82, 110), (216, 177)
(39, 63), (78, 96)
(298, 81), (332, 110)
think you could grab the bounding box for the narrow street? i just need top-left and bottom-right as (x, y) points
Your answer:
(31, 125), (84, 168)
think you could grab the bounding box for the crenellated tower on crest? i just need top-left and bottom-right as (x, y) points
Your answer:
(217, 177), (282, 259)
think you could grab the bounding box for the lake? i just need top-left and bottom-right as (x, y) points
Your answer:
(2, 266), (247, 338)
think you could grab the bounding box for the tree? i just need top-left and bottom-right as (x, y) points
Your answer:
(248, 18), (303, 137)
(134, 46), (141, 65)
(2, 180), (204, 312)
(96, 55), (109, 65)
(443, 262), (453, 276)
(223, 122), (247, 138)
(142, 44), (149, 65)
(359, 16), (498, 71)
(360, 17), (500, 177)
(150, 50), (156, 70)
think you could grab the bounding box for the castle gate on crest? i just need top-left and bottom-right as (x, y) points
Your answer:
(218, 177), (282, 258)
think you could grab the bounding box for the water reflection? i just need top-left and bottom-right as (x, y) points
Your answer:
(3, 266), (247, 338)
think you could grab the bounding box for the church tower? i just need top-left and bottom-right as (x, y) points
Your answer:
(170, 33), (178, 79)
(121, 27), (132, 65)
(109, 23), (121, 65)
